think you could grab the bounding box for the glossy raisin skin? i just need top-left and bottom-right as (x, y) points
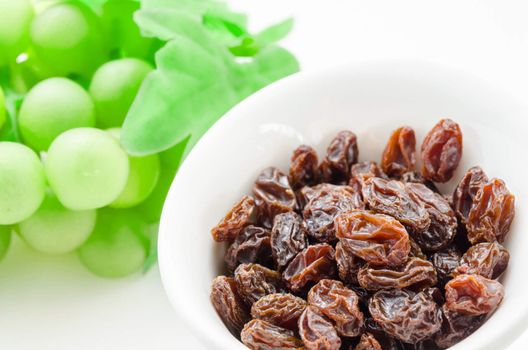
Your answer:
(445, 274), (504, 315)
(290, 145), (320, 189)
(320, 131), (359, 184)
(253, 167), (297, 228)
(400, 171), (439, 193)
(210, 276), (250, 336)
(452, 166), (488, 223)
(454, 241), (509, 279)
(355, 333), (382, 350)
(307, 279), (365, 337)
(434, 305), (484, 348)
(211, 196), (255, 242)
(234, 263), (285, 305)
(283, 244), (336, 292)
(358, 257), (437, 291)
(381, 126), (416, 177)
(369, 289), (442, 344)
(334, 210), (410, 267)
(271, 212), (308, 271)
(251, 293), (307, 331)
(421, 118), (463, 183)
(335, 240), (364, 284)
(362, 177), (430, 232)
(351, 161), (387, 179)
(298, 306), (342, 350)
(467, 178), (515, 244)
(431, 247), (461, 286)
(241, 319), (304, 350)
(225, 226), (272, 271)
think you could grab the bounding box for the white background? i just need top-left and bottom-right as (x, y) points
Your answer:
(1, 1), (528, 348)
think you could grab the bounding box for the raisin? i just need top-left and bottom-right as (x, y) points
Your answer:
(423, 287), (445, 305)
(400, 171), (439, 193)
(349, 285), (372, 314)
(290, 145), (320, 189)
(368, 289), (442, 344)
(381, 126), (416, 177)
(350, 161), (387, 179)
(406, 182), (457, 251)
(251, 293), (308, 331)
(241, 319), (304, 350)
(334, 210), (410, 267)
(431, 247), (460, 286)
(454, 241), (509, 279)
(320, 130), (359, 184)
(307, 279), (365, 337)
(211, 195), (255, 242)
(298, 306), (342, 350)
(444, 274), (504, 315)
(354, 333), (382, 350)
(452, 166), (488, 223)
(467, 178), (515, 244)
(405, 340), (442, 350)
(271, 212), (309, 271)
(361, 177), (430, 232)
(421, 118), (463, 183)
(225, 225), (272, 271)
(335, 240), (364, 284)
(364, 318), (406, 350)
(434, 305), (485, 349)
(283, 244), (336, 292)
(409, 238), (427, 260)
(253, 167), (297, 228)
(303, 184), (364, 242)
(210, 276), (250, 336)
(234, 263), (285, 305)
(358, 257), (437, 291)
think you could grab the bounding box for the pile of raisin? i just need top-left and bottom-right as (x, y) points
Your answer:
(209, 118), (515, 350)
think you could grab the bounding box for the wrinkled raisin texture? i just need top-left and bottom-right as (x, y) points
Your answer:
(452, 166), (488, 223)
(358, 257), (437, 291)
(303, 184), (364, 242)
(369, 289), (442, 344)
(365, 318), (406, 350)
(409, 238), (427, 260)
(431, 247), (461, 286)
(211, 196), (255, 242)
(253, 167), (297, 228)
(362, 177), (430, 232)
(405, 339), (441, 350)
(235, 263), (285, 305)
(290, 145), (320, 189)
(406, 182), (457, 251)
(299, 306), (342, 350)
(241, 319), (304, 350)
(400, 171), (439, 192)
(320, 131), (359, 184)
(210, 276), (250, 336)
(307, 279), (364, 337)
(283, 244), (336, 292)
(350, 161), (386, 179)
(225, 226), (271, 271)
(381, 126), (416, 177)
(445, 274), (504, 315)
(271, 212), (308, 270)
(335, 240), (364, 284)
(355, 333), (382, 350)
(421, 118), (463, 183)
(454, 241), (509, 279)
(434, 305), (484, 348)
(467, 178), (515, 244)
(251, 293), (307, 330)
(335, 210), (410, 267)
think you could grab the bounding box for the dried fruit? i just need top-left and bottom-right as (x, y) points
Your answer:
(358, 257), (437, 291)
(434, 305), (484, 349)
(234, 263), (285, 305)
(452, 166), (488, 223)
(467, 178), (515, 244)
(445, 274), (504, 315)
(350, 161), (386, 179)
(283, 244), (336, 292)
(211, 195), (254, 242)
(290, 145), (320, 189)
(421, 118), (463, 183)
(225, 225), (272, 271)
(320, 131), (359, 184)
(307, 279), (365, 337)
(364, 318), (406, 350)
(335, 240), (364, 284)
(354, 333), (382, 350)
(454, 241), (509, 279)
(431, 247), (461, 285)
(298, 306), (342, 350)
(334, 210), (410, 267)
(210, 276), (250, 336)
(400, 171), (438, 193)
(409, 238), (427, 260)
(251, 293), (307, 330)
(381, 126), (416, 177)
(241, 319), (304, 350)
(271, 212), (309, 270)
(253, 167), (297, 228)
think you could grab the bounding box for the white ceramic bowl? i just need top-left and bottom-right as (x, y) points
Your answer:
(159, 61), (528, 350)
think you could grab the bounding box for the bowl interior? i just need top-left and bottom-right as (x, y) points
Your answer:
(159, 61), (528, 350)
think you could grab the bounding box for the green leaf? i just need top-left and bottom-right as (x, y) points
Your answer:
(229, 37), (260, 57)
(256, 18), (294, 46)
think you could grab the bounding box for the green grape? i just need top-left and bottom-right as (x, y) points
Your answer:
(18, 192), (96, 254)
(18, 78), (96, 151)
(45, 128), (129, 210)
(30, 2), (105, 78)
(0, 226), (12, 261)
(0, 142), (46, 225)
(135, 163), (175, 223)
(89, 58), (153, 128)
(0, 0), (34, 62)
(78, 208), (148, 278)
(107, 128), (160, 208)
(0, 86), (5, 129)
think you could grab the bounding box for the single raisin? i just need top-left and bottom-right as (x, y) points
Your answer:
(271, 212), (309, 271)
(241, 319), (304, 350)
(283, 244), (336, 292)
(298, 306), (342, 350)
(290, 145), (320, 189)
(225, 225), (272, 271)
(444, 274), (504, 315)
(431, 247), (461, 286)
(421, 118), (463, 183)
(434, 305), (485, 349)
(381, 126), (416, 177)
(320, 131), (359, 184)
(354, 333), (382, 350)
(452, 166), (488, 223)
(210, 276), (250, 336)
(336, 240), (364, 284)
(251, 293), (308, 330)
(211, 195), (255, 242)
(350, 161), (387, 179)
(454, 241), (509, 279)
(234, 263), (285, 305)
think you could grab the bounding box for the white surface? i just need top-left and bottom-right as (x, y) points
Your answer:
(4, 1), (528, 349)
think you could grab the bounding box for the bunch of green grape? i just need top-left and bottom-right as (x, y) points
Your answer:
(0, 0), (169, 278)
